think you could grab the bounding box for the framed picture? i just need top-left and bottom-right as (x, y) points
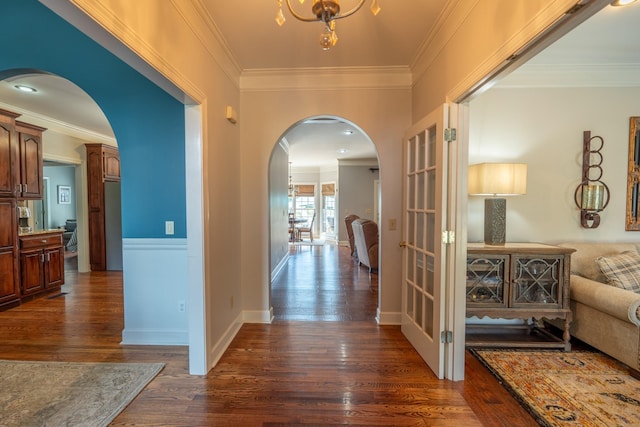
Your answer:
(58, 185), (71, 204)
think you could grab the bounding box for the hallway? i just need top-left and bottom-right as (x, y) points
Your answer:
(0, 244), (536, 426)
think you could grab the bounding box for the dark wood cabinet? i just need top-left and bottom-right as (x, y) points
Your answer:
(15, 121), (45, 200)
(0, 107), (52, 310)
(19, 232), (64, 298)
(0, 109), (20, 198)
(0, 199), (20, 309)
(86, 144), (120, 271)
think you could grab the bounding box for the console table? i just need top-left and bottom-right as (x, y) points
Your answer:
(465, 242), (575, 351)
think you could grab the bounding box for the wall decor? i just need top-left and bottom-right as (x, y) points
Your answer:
(57, 185), (71, 205)
(626, 117), (640, 230)
(574, 131), (609, 229)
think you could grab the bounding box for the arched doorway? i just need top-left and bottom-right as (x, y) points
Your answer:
(0, 72), (120, 274)
(268, 115), (381, 320)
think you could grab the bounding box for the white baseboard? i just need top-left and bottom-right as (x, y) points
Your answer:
(271, 253), (289, 282)
(208, 312), (243, 369)
(121, 329), (188, 345)
(243, 308), (274, 323)
(377, 309), (402, 325)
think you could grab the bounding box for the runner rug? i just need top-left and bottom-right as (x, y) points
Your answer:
(0, 359), (164, 427)
(471, 349), (640, 426)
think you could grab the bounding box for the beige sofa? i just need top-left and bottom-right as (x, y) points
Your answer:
(554, 242), (640, 372)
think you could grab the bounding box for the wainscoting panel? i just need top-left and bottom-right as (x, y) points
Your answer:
(121, 238), (189, 345)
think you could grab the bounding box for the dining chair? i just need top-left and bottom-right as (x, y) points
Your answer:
(296, 212), (316, 242)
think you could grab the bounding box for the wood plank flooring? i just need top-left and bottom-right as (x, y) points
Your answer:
(0, 243), (538, 426)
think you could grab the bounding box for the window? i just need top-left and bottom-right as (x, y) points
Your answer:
(321, 182), (336, 236)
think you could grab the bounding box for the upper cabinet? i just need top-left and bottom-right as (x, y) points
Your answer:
(0, 109), (20, 198)
(15, 121), (45, 200)
(0, 109), (45, 200)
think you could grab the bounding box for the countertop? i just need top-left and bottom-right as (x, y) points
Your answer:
(18, 229), (64, 237)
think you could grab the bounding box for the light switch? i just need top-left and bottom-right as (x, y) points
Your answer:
(165, 221), (175, 235)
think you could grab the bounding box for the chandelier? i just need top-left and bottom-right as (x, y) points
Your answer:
(275, 0), (382, 50)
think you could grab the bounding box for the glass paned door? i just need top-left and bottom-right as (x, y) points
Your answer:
(401, 105), (448, 379)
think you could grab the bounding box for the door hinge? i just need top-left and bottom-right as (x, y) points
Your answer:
(441, 230), (455, 244)
(444, 128), (457, 142)
(441, 330), (453, 344)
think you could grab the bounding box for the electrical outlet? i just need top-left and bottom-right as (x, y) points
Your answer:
(178, 300), (186, 312)
(165, 221), (174, 235)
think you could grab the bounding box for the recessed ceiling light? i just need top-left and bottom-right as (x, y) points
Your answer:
(337, 148), (348, 154)
(343, 130), (354, 135)
(611, 0), (637, 6)
(14, 84), (37, 93)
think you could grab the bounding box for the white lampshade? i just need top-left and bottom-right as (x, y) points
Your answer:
(468, 163), (527, 196)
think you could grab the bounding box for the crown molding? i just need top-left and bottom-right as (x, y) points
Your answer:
(174, 0), (243, 88)
(495, 63), (640, 88)
(0, 101), (115, 145)
(240, 66), (412, 91)
(410, 0), (468, 80)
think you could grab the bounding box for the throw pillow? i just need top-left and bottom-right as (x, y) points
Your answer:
(595, 251), (640, 294)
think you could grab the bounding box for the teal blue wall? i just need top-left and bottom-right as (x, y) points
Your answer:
(1, 0), (186, 238)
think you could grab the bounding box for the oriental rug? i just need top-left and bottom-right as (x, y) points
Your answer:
(0, 359), (164, 427)
(471, 349), (640, 427)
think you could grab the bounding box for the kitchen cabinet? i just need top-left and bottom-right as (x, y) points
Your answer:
(0, 109), (19, 198)
(86, 143), (120, 271)
(15, 121), (45, 200)
(0, 199), (20, 310)
(466, 242), (575, 350)
(19, 231), (64, 298)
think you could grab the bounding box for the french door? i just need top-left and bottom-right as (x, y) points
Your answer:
(401, 104), (451, 379)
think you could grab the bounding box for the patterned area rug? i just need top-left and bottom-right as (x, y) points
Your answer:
(0, 360), (164, 427)
(472, 349), (640, 426)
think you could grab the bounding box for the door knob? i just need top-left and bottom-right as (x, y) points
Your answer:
(399, 241), (408, 248)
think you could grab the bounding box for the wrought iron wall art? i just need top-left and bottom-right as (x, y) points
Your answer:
(574, 131), (610, 229)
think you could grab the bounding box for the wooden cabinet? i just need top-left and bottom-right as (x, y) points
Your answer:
(86, 144), (120, 271)
(0, 109), (20, 198)
(466, 243), (575, 350)
(0, 107), (50, 310)
(15, 121), (45, 200)
(19, 232), (64, 298)
(0, 110), (45, 200)
(0, 199), (20, 309)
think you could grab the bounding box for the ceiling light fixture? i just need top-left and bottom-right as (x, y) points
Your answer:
(611, 0), (637, 5)
(275, 0), (381, 50)
(14, 84), (37, 93)
(343, 130), (354, 135)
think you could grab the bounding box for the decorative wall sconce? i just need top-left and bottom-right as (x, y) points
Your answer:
(574, 131), (610, 228)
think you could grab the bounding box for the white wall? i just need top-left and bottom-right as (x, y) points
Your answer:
(469, 86), (640, 244)
(338, 162), (380, 243)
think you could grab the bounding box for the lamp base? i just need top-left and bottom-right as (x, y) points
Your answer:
(484, 198), (506, 245)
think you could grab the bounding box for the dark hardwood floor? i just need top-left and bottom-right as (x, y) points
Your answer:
(0, 243), (538, 426)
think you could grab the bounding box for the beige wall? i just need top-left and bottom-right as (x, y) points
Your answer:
(240, 88), (410, 319)
(411, 0), (579, 118)
(469, 86), (640, 244)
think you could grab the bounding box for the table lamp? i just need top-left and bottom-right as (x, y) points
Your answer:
(468, 163), (527, 245)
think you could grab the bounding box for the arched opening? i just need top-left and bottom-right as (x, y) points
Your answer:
(0, 71), (120, 274)
(268, 115), (381, 321)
